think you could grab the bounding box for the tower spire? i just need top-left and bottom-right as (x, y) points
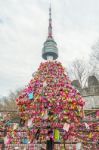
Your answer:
(48, 2), (52, 37)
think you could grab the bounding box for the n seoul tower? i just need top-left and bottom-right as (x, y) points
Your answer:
(42, 3), (58, 60)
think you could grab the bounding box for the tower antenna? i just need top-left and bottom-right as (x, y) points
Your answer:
(48, 0), (52, 37)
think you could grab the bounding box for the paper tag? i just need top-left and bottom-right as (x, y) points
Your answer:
(63, 123), (70, 132)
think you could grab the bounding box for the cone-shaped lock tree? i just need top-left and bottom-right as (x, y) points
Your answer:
(16, 61), (85, 143)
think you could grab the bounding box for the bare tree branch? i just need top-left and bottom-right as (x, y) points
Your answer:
(68, 59), (91, 88)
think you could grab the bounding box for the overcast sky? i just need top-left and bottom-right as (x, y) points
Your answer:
(0, 0), (99, 97)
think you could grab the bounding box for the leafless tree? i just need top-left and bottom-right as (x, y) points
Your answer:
(91, 39), (99, 61)
(68, 59), (91, 88)
(90, 39), (99, 77)
(0, 89), (22, 111)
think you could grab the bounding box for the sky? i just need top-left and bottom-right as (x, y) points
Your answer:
(0, 0), (99, 97)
